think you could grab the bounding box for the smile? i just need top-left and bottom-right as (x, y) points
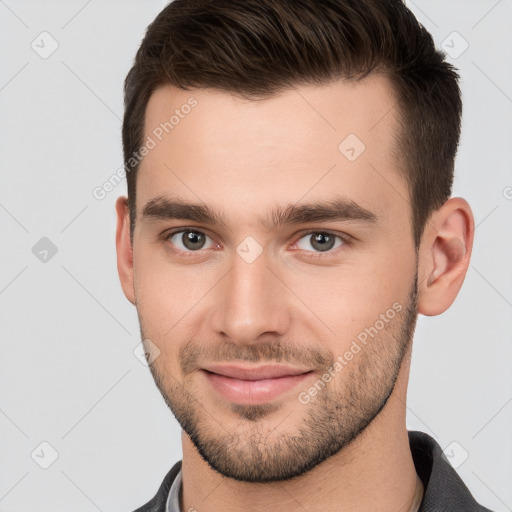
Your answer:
(201, 368), (314, 405)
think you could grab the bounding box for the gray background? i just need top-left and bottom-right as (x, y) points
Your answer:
(0, 0), (511, 510)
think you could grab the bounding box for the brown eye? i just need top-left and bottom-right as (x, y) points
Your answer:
(166, 230), (213, 252)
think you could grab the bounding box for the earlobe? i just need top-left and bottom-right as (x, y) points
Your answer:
(417, 197), (474, 316)
(115, 196), (136, 305)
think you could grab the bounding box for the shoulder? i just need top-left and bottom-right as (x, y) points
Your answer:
(131, 460), (182, 512)
(408, 431), (493, 512)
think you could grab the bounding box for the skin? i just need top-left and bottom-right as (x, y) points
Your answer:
(115, 74), (474, 511)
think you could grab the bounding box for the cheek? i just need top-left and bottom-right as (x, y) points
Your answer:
(133, 250), (187, 350)
(134, 242), (197, 305)
(133, 248), (224, 368)
(283, 249), (414, 340)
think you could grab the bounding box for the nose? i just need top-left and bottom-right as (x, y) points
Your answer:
(209, 249), (292, 344)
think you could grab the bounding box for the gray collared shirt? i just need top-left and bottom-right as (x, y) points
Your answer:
(165, 467), (424, 512)
(165, 467), (182, 512)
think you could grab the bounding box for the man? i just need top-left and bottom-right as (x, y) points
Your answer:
(115, 0), (492, 510)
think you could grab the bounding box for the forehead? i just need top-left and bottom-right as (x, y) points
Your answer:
(137, 75), (408, 231)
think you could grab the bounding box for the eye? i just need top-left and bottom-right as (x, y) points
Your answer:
(164, 229), (216, 253)
(293, 230), (346, 254)
(162, 228), (349, 257)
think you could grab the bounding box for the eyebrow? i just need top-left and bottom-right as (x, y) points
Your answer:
(141, 195), (378, 231)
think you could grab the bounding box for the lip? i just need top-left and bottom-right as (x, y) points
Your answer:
(202, 364), (312, 380)
(201, 364), (314, 405)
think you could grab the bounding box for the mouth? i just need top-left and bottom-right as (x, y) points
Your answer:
(200, 364), (315, 405)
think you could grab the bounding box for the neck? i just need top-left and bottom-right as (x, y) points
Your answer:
(180, 354), (419, 512)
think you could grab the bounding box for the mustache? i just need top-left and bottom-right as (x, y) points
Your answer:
(178, 338), (333, 376)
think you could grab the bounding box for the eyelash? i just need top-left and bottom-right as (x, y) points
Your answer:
(161, 228), (351, 259)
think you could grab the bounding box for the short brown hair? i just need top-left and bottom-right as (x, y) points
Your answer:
(122, 0), (462, 247)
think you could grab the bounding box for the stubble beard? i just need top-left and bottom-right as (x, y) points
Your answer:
(141, 273), (419, 483)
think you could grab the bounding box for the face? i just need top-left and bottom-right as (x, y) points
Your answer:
(128, 75), (419, 482)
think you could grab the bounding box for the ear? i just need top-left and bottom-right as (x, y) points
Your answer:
(115, 196), (135, 305)
(417, 197), (475, 316)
